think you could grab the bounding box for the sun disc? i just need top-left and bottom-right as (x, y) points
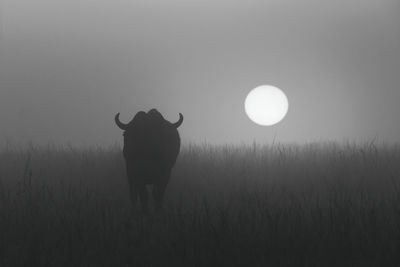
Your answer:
(244, 85), (289, 126)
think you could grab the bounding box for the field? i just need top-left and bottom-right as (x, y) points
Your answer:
(0, 141), (400, 266)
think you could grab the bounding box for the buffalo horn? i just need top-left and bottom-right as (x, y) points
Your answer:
(115, 113), (128, 130)
(172, 113), (184, 128)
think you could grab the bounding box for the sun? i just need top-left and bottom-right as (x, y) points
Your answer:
(244, 85), (289, 126)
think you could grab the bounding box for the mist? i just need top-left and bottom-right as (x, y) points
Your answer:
(1, 0), (399, 146)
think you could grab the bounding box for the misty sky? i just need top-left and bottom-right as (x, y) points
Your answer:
(0, 0), (399, 146)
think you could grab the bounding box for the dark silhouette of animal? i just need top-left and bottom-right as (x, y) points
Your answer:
(115, 109), (183, 212)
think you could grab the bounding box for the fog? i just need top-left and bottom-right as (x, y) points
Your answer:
(0, 0), (399, 146)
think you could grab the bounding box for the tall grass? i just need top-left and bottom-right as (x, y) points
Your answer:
(0, 142), (399, 266)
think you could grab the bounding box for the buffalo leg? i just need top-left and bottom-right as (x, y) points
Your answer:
(126, 165), (139, 211)
(154, 171), (170, 212)
(128, 183), (138, 210)
(138, 184), (149, 213)
(153, 184), (167, 212)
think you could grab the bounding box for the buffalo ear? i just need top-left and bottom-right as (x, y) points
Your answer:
(172, 113), (183, 128)
(115, 113), (128, 130)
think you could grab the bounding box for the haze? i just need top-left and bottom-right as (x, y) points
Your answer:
(0, 0), (399, 146)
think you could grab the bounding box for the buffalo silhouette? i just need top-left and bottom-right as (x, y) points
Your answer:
(115, 109), (183, 212)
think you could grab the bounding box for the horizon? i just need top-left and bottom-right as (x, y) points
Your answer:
(0, 135), (394, 151)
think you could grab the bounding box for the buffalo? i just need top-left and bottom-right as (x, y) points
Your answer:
(115, 109), (183, 212)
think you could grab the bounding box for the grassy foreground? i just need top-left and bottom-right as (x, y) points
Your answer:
(0, 142), (400, 266)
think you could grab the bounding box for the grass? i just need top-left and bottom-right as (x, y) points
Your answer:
(0, 141), (400, 266)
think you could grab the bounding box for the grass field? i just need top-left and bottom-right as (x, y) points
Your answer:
(0, 141), (400, 266)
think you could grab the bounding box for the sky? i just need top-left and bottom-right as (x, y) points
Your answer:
(0, 0), (399, 146)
